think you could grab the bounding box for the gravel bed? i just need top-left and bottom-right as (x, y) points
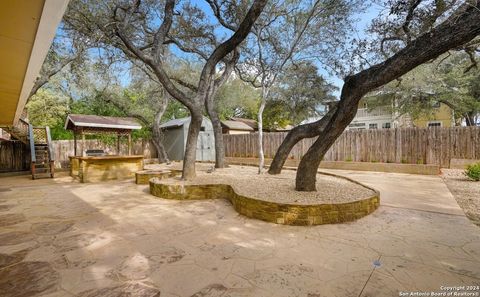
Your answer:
(442, 169), (480, 227)
(147, 164), (376, 205)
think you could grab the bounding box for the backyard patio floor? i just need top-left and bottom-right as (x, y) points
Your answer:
(0, 169), (479, 297)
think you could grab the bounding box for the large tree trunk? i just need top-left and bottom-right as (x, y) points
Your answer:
(296, 88), (360, 191)
(206, 95), (226, 168)
(268, 106), (337, 174)
(152, 104), (170, 163)
(151, 134), (169, 163)
(287, 2), (480, 191)
(182, 108), (203, 179)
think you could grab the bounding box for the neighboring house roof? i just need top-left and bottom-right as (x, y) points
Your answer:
(230, 117), (258, 130)
(160, 116), (212, 130)
(221, 120), (254, 131)
(159, 117), (191, 129)
(229, 117), (293, 132)
(65, 114), (142, 130)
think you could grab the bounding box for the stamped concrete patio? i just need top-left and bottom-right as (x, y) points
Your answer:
(0, 168), (479, 297)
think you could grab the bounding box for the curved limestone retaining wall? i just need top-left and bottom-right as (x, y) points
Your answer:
(149, 174), (380, 226)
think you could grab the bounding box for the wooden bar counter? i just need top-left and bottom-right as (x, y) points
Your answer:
(69, 155), (143, 183)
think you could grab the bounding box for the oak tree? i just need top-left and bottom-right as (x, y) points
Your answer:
(269, 0), (480, 191)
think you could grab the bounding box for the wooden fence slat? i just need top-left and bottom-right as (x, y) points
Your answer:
(222, 127), (480, 167)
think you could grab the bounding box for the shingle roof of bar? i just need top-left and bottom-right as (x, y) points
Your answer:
(65, 114), (142, 131)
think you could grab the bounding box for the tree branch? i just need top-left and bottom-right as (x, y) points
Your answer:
(170, 76), (198, 92)
(215, 49), (239, 88)
(205, 0), (237, 31)
(114, 0), (194, 108)
(402, 0), (422, 43)
(197, 0), (268, 95)
(152, 0), (175, 63)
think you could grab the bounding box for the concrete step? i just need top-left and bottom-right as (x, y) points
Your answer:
(33, 173), (53, 179)
(34, 168), (51, 173)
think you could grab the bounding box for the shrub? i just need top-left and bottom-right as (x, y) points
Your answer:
(465, 163), (480, 181)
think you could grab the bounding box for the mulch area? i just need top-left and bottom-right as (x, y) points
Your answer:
(442, 169), (480, 227)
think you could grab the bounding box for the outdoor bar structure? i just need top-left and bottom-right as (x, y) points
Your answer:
(65, 114), (144, 182)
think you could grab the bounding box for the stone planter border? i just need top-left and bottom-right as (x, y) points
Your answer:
(149, 171), (380, 226)
(135, 169), (182, 184)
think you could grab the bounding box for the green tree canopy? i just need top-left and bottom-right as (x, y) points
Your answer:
(369, 52), (480, 126)
(267, 61), (337, 127)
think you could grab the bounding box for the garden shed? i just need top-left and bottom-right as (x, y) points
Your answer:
(160, 116), (215, 161)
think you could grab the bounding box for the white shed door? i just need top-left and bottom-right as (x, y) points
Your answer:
(196, 132), (212, 161)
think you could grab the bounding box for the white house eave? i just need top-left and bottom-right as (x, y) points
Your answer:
(13, 0), (70, 125)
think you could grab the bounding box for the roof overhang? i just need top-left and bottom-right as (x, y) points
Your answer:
(0, 0), (70, 126)
(64, 114), (142, 131)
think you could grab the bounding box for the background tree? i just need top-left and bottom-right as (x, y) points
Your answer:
(214, 78), (260, 120)
(26, 89), (71, 139)
(237, 0), (356, 173)
(28, 31), (87, 101)
(27, 51), (172, 162)
(269, 0), (480, 191)
(65, 0), (268, 179)
(267, 61), (336, 127)
(371, 52), (480, 126)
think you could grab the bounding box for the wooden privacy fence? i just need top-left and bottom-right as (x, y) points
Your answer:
(0, 139), (157, 171)
(2, 128), (479, 172)
(0, 141), (30, 172)
(223, 127), (480, 168)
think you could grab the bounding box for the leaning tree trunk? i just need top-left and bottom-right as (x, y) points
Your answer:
(295, 6), (480, 190)
(296, 88), (361, 191)
(151, 134), (170, 163)
(268, 106), (337, 174)
(267, 2), (480, 191)
(182, 108), (203, 179)
(206, 95), (226, 168)
(152, 106), (170, 163)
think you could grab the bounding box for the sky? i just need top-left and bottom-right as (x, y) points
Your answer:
(60, 1), (384, 98)
(317, 5), (383, 95)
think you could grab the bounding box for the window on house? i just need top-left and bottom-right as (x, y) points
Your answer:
(428, 122), (441, 127)
(200, 127), (206, 131)
(349, 122), (366, 127)
(382, 122), (391, 129)
(369, 123), (378, 129)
